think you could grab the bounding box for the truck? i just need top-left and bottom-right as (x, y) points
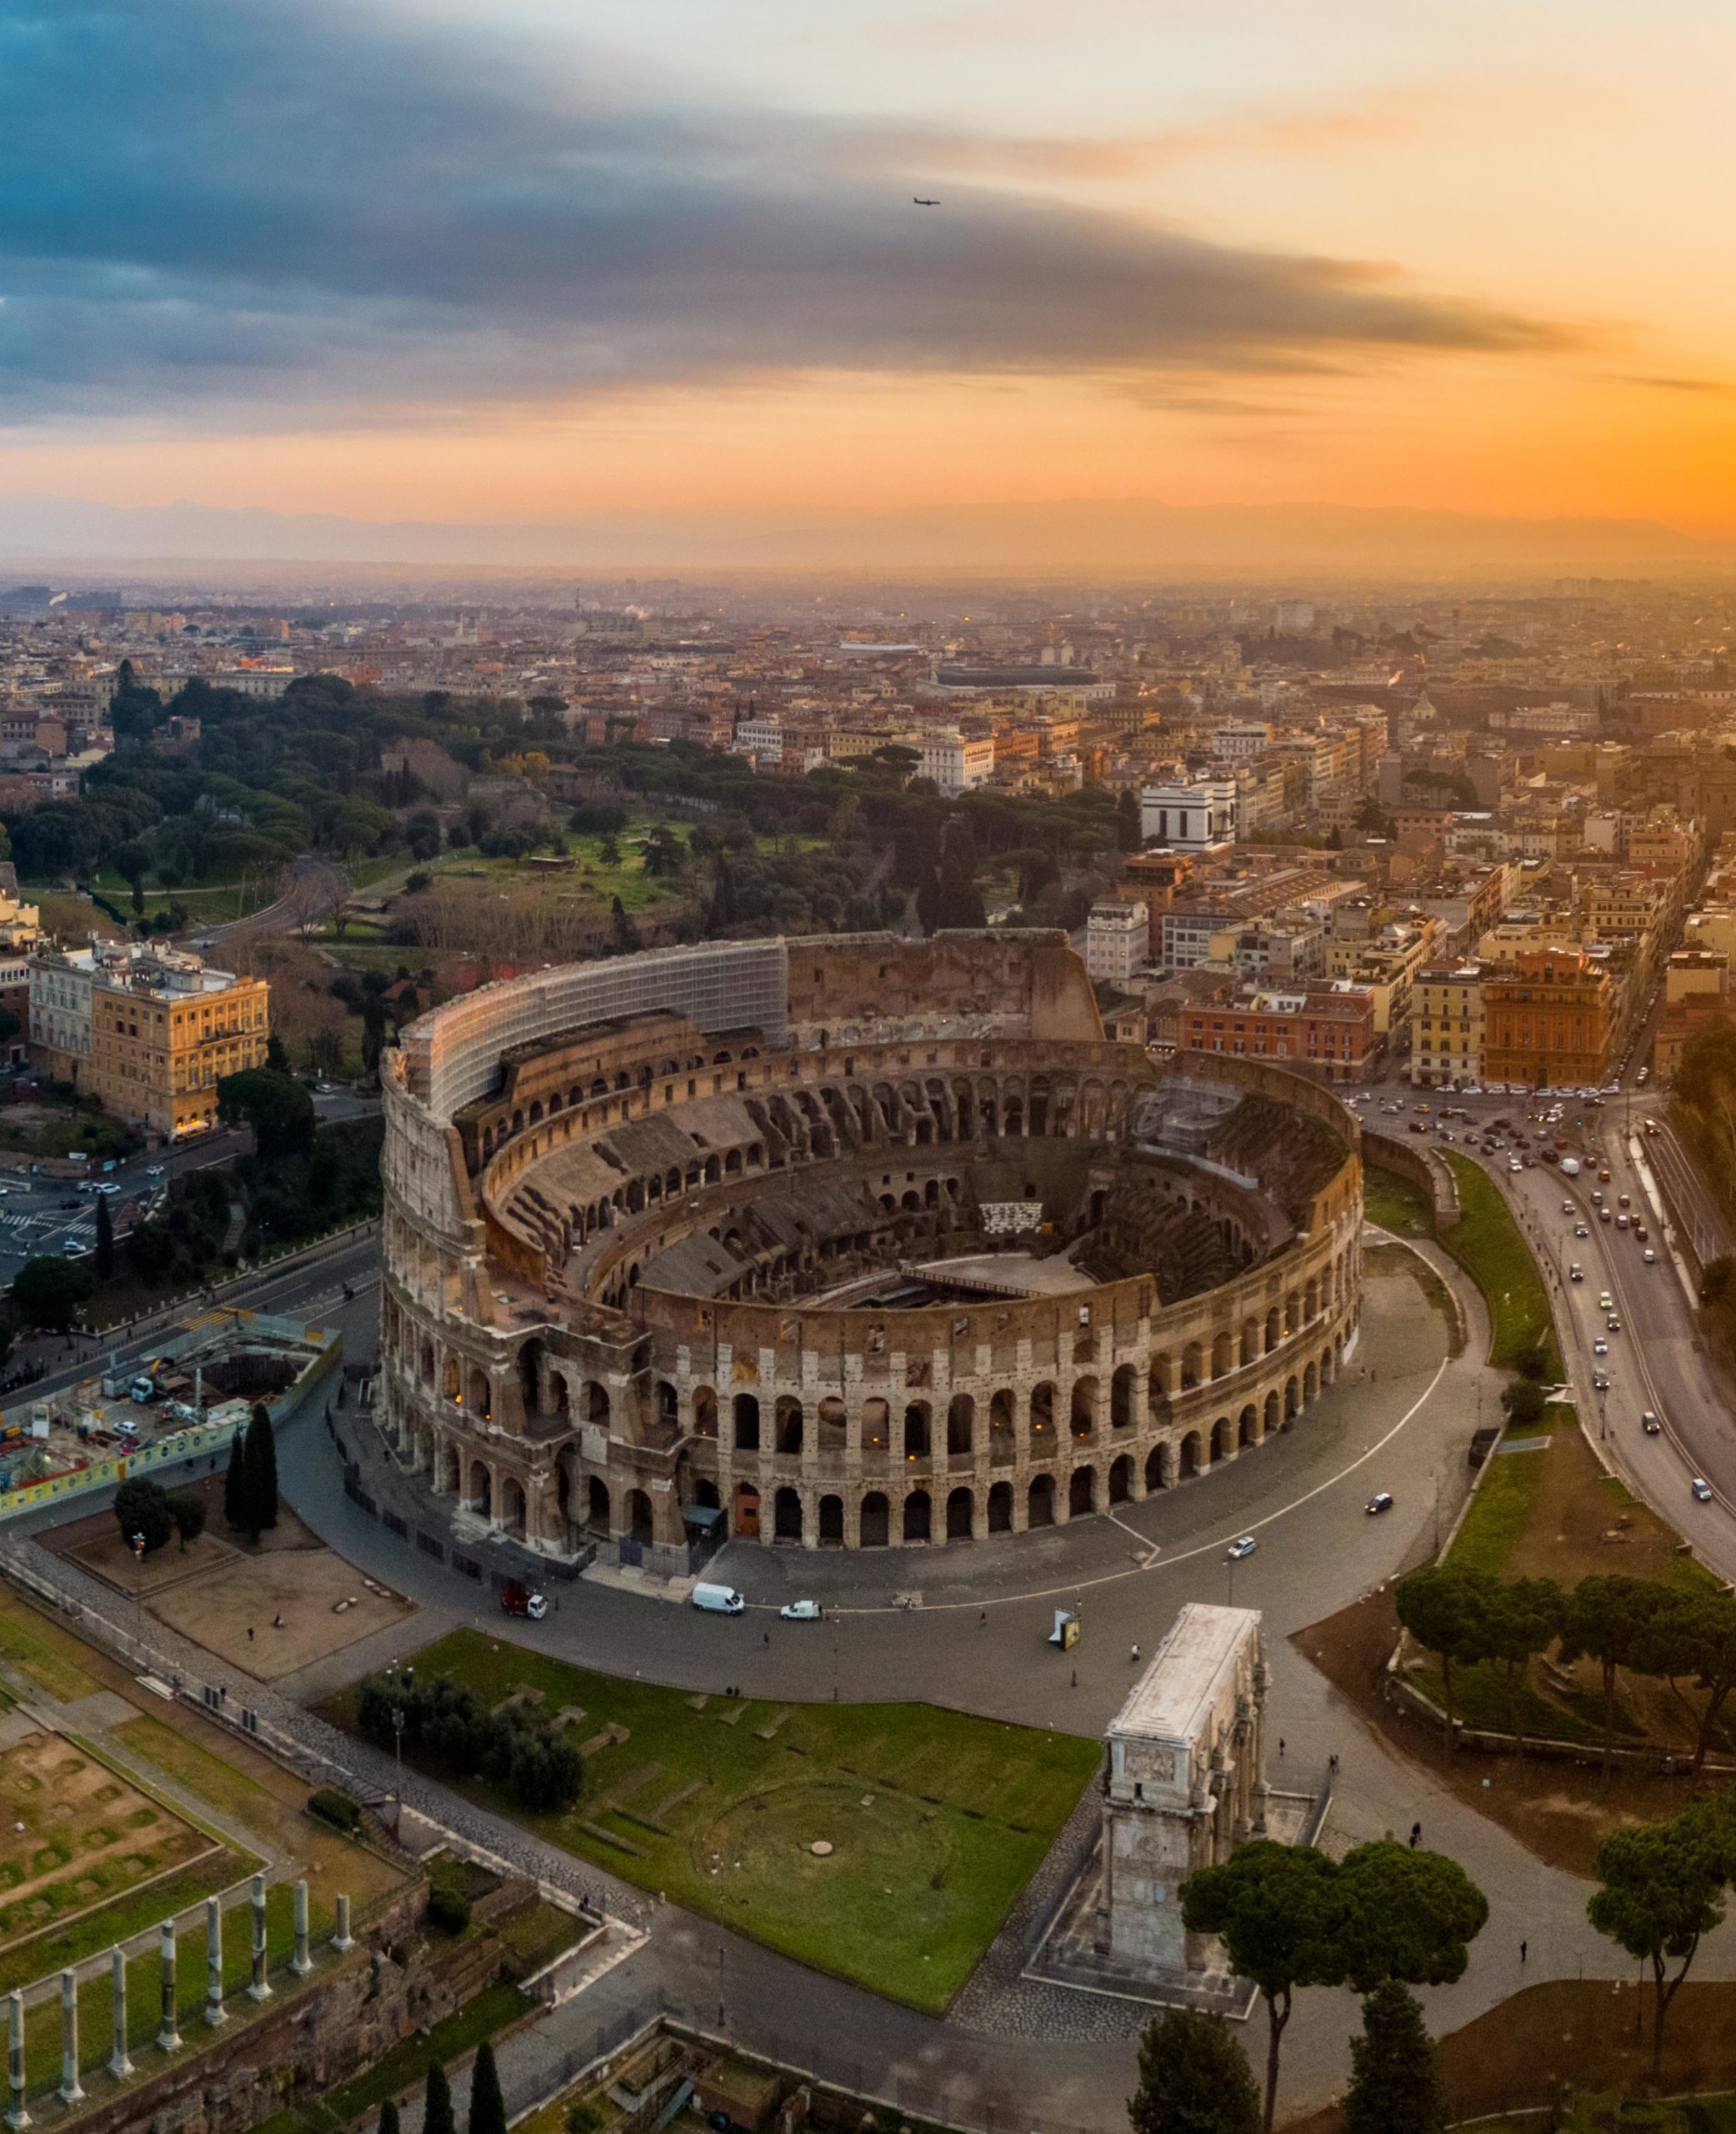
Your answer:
(498, 1580), (548, 1621)
(1560, 1156), (1581, 1177)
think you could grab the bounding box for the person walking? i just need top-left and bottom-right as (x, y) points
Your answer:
(1129, 1643), (1140, 1664)
(1520, 1940), (1528, 1964)
(1409, 1821), (1422, 1848)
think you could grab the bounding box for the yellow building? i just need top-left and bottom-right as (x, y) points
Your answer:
(30, 944), (270, 1138)
(1410, 966), (1485, 1088)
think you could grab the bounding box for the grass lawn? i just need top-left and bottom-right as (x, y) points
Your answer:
(0, 1588), (103, 1703)
(1363, 1164), (1434, 1240)
(1438, 1152), (1563, 1375)
(321, 1630), (1100, 2014)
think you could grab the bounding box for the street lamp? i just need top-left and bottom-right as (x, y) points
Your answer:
(129, 1530), (146, 1652)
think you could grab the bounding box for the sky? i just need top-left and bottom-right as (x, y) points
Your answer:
(3, 0), (1735, 536)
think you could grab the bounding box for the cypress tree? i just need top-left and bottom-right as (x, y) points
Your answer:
(423, 2063), (456, 2134)
(1128, 2008), (1260, 2134)
(94, 1195), (114, 1283)
(467, 2041), (507, 2134)
(223, 1427), (247, 1533)
(243, 1403), (278, 1531)
(1343, 1982), (1445, 2134)
(378, 2104), (400, 2134)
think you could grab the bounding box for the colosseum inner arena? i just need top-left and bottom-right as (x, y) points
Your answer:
(379, 931), (1364, 1573)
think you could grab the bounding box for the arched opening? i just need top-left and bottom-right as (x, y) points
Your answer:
(862, 1398), (890, 1451)
(1069, 1378), (1098, 1438)
(1111, 1365), (1138, 1430)
(775, 1398), (804, 1456)
(1028, 1473), (1056, 1528)
(627, 1489), (654, 1545)
(442, 1355), (459, 1402)
(1284, 1375), (1300, 1421)
(1264, 1390), (1282, 1435)
(693, 1387), (718, 1438)
(584, 1382), (610, 1427)
(1179, 1432), (1202, 1479)
(657, 1380), (678, 1429)
(1303, 1362), (1318, 1404)
(946, 1395), (973, 1455)
(586, 1475), (610, 1532)
(468, 1370), (492, 1420)
(501, 1475), (526, 1534)
(773, 1486), (803, 1542)
(1238, 1404), (1257, 1447)
(860, 1491), (890, 1547)
(1108, 1453), (1133, 1504)
(1068, 1466), (1096, 1518)
(1211, 1331), (1233, 1380)
(1145, 1444), (1168, 1491)
(468, 1462), (492, 1518)
(903, 1490), (932, 1543)
(903, 1402), (931, 1460)
(818, 1396), (848, 1444)
(734, 1394), (761, 1450)
(945, 1486), (974, 1540)
(1029, 1381), (1056, 1442)
(1264, 1308), (1281, 1353)
(987, 1480), (1013, 1533)
(518, 1340), (544, 1416)
(1210, 1417), (1231, 1464)
(818, 1493), (844, 1545)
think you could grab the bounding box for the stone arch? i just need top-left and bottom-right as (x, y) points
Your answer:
(990, 1388), (1016, 1435)
(1210, 1416), (1231, 1464)
(1181, 1341), (1203, 1390)
(947, 1394), (973, 1455)
(1030, 1381), (1056, 1443)
(818, 1494), (844, 1545)
(1284, 1375), (1300, 1420)
(1144, 1442), (1170, 1491)
(1264, 1388), (1282, 1435)
(1109, 1453), (1133, 1504)
(818, 1395), (848, 1443)
(775, 1397), (804, 1455)
(903, 1490), (932, 1543)
(626, 1489), (654, 1545)
(1178, 1430), (1202, 1478)
(1303, 1361), (1318, 1404)
(501, 1475), (526, 1533)
(693, 1386), (718, 1438)
(945, 1486), (974, 1540)
(773, 1486), (803, 1542)
(987, 1480), (1013, 1533)
(1111, 1365), (1138, 1430)
(468, 1460), (492, 1517)
(1069, 1377), (1098, 1438)
(1211, 1330), (1234, 1380)
(1238, 1402), (1258, 1446)
(1028, 1473), (1056, 1528)
(584, 1381), (610, 1426)
(860, 1490), (890, 1547)
(586, 1475), (610, 1532)
(862, 1397), (891, 1450)
(1264, 1307), (1281, 1353)
(733, 1393), (761, 1450)
(468, 1369), (492, 1419)
(1068, 1465), (1096, 1518)
(903, 1402), (931, 1460)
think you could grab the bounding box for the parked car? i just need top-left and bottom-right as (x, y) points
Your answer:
(498, 1580), (547, 1621)
(779, 1599), (822, 1621)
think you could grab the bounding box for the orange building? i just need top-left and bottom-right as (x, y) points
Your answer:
(1178, 984), (1376, 1085)
(1481, 949), (1613, 1090)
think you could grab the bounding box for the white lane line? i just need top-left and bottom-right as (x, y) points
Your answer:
(784, 1350), (1453, 1617)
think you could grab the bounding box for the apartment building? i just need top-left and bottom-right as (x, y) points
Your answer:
(1085, 899), (1148, 984)
(1411, 966), (1485, 1088)
(918, 730), (996, 796)
(1177, 984), (1376, 1085)
(1140, 777), (1238, 851)
(1481, 949), (1612, 1090)
(30, 944), (272, 1137)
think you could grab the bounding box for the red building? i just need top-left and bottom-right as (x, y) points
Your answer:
(1179, 984), (1377, 1085)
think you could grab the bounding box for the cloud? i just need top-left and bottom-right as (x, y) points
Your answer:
(0, 0), (1573, 429)
(1615, 373), (1732, 395)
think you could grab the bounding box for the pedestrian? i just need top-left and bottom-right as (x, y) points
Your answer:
(1409, 1821), (1421, 1848)
(1129, 1643), (1140, 1664)
(979, 1611), (987, 1627)
(1520, 1939), (1528, 1964)
(1070, 1669), (1077, 1689)
(247, 1626), (253, 1642)
(1278, 1736), (1285, 1757)
(763, 1631), (769, 1647)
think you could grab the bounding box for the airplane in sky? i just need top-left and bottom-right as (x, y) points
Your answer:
(913, 197), (939, 207)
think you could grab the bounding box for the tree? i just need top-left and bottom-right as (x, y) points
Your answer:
(168, 1493), (206, 1551)
(1115, 788), (1143, 853)
(1500, 1377), (1545, 1425)
(1181, 1841), (1340, 2134)
(404, 809), (443, 862)
(266, 1033), (289, 1073)
(1588, 1805), (1729, 2077)
(379, 2102), (401, 2134)
(223, 1427), (247, 1532)
(1483, 1576), (1563, 1756)
(1343, 1983), (1443, 2134)
(1332, 1842), (1489, 1995)
(468, 2041), (507, 2134)
(217, 1068), (316, 1163)
(113, 1477), (174, 1557)
(1559, 1575), (1673, 1784)
(1633, 1589), (1736, 1775)
(11, 1255), (94, 1333)
(611, 897), (640, 953)
(1128, 2008), (1259, 2134)
(242, 1404), (278, 1533)
(1393, 1566), (1497, 1751)
(94, 1194), (114, 1282)
(115, 840), (151, 915)
(423, 2062), (457, 2134)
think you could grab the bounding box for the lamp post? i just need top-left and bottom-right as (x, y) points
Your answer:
(130, 1531), (146, 1655)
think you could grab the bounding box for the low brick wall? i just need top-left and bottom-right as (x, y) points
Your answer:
(1363, 1129), (1460, 1230)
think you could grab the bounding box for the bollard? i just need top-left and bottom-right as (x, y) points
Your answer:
(158, 1921), (180, 2053)
(108, 1946), (133, 2081)
(205, 1897), (227, 2027)
(58, 1970), (82, 2106)
(292, 1881), (311, 1976)
(7, 1989), (26, 2131)
(332, 1892), (353, 1952)
(248, 1875), (271, 2001)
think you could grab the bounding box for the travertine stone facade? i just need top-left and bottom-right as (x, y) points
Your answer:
(378, 933), (1363, 1569)
(1102, 1603), (1268, 1980)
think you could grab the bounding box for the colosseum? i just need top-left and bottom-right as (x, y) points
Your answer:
(378, 932), (1364, 1575)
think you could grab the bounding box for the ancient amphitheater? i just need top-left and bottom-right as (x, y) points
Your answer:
(379, 933), (1364, 1572)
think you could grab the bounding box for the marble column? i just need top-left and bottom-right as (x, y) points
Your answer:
(57, 1971), (82, 2106)
(157, 1922), (180, 2053)
(205, 1897), (228, 2027)
(108, 1946), (132, 2081)
(248, 1876), (271, 2001)
(332, 1893), (353, 1952)
(7, 1989), (27, 2130)
(291, 1881), (311, 1977)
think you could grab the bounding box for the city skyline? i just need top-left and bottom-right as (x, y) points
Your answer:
(4, 0), (1736, 554)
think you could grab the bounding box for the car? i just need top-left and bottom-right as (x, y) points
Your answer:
(779, 1599), (823, 1621)
(1575, 1223), (1589, 1237)
(1561, 1200), (1575, 1215)
(1616, 1215), (1629, 1231)
(1599, 1169), (1612, 1183)
(1607, 1316), (1622, 1332)
(1593, 1339), (1608, 1355)
(1569, 1264), (1583, 1281)
(1598, 1207), (1612, 1223)
(1590, 1189), (1603, 1204)
(146, 1165), (163, 1179)
(1508, 1157), (1523, 1173)
(1643, 1248), (1658, 1264)
(1225, 1535), (1258, 1561)
(1599, 1290), (1614, 1308)
(1642, 1410), (1662, 1435)
(1693, 1478), (1714, 1504)
(1618, 1193), (1631, 1209)
(1365, 1492), (1394, 1515)
(1593, 1371), (1611, 1390)
(1638, 1066), (1649, 1085)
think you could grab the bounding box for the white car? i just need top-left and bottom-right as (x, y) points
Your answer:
(779, 1599), (822, 1621)
(1225, 1535), (1258, 1561)
(1643, 1249), (1658, 1265)
(1593, 1339), (1608, 1356)
(1508, 1158), (1523, 1174)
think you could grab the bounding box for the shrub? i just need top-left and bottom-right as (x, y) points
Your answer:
(1501, 1378), (1547, 1425)
(308, 1788), (363, 1835)
(427, 1885), (471, 1935)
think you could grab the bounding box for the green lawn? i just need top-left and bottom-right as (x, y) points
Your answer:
(1363, 1163), (1435, 1239)
(321, 1630), (1101, 2014)
(1438, 1153), (1563, 1375)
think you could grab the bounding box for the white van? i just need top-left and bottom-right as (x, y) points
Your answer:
(691, 1582), (745, 1615)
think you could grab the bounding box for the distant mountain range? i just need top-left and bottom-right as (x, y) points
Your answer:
(0, 492), (1728, 580)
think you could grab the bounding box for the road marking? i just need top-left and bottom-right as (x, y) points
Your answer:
(782, 1351), (1453, 1616)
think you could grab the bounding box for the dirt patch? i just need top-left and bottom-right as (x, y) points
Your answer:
(63, 1525), (242, 1599)
(1295, 1588), (1714, 1876)
(148, 1547), (413, 1682)
(1283, 1980), (1736, 2131)
(1498, 1421), (1698, 1587)
(40, 1475), (328, 1568)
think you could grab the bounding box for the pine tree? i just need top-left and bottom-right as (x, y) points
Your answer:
(423, 2063), (456, 2134)
(94, 1195), (114, 1283)
(223, 1427), (248, 1534)
(1128, 2008), (1260, 2134)
(243, 1404), (278, 1532)
(467, 2041), (507, 2134)
(1343, 1982), (1445, 2134)
(378, 2102), (400, 2134)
